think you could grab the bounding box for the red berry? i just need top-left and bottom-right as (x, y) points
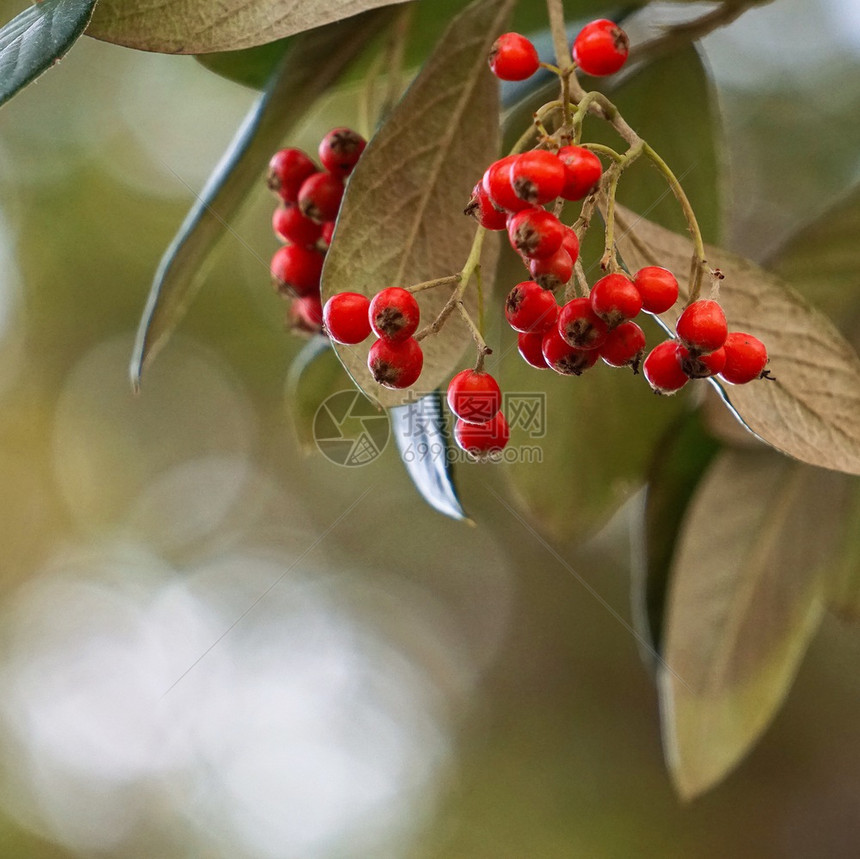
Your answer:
(267, 148), (317, 203)
(368, 337), (423, 389)
(465, 181), (509, 230)
(676, 299), (728, 354)
(318, 127), (366, 178)
(541, 327), (599, 376)
(297, 171), (344, 223)
(517, 331), (550, 369)
(272, 204), (323, 248)
(270, 244), (324, 297)
(488, 32), (540, 81)
(320, 220), (336, 250)
(643, 340), (689, 394)
(505, 281), (558, 333)
(719, 332), (769, 384)
(572, 19), (630, 76)
(369, 287), (420, 342)
(454, 412), (510, 459)
(289, 294), (324, 334)
(599, 320), (646, 372)
(557, 146), (602, 201)
(589, 273), (643, 327)
(528, 246), (573, 291)
(677, 344), (726, 379)
(633, 266), (679, 314)
(482, 156), (531, 213)
(447, 370), (502, 424)
(507, 208), (565, 259)
(558, 297), (609, 350)
(561, 226), (581, 264)
(510, 150), (566, 206)
(323, 292), (372, 345)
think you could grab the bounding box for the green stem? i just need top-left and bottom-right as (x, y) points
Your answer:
(406, 274), (460, 294)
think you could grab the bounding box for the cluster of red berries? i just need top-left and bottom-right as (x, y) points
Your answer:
(267, 127), (366, 333)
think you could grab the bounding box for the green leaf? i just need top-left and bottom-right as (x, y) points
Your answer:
(631, 412), (721, 669)
(613, 205), (860, 476)
(659, 448), (853, 799)
(0, 0), (96, 109)
(131, 10), (393, 388)
(87, 0), (412, 53)
(322, 0), (512, 408)
(195, 37), (291, 90)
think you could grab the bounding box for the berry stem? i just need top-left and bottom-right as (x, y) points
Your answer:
(599, 140), (644, 272)
(454, 301), (492, 370)
(405, 274), (461, 294)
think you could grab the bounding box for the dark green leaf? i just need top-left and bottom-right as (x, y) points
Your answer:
(322, 0), (512, 408)
(0, 0), (96, 109)
(131, 10), (393, 388)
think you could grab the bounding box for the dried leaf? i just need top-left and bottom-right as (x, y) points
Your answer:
(87, 0), (410, 54)
(322, 0), (512, 408)
(659, 448), (851, 799)
(613, 205), (860, 476)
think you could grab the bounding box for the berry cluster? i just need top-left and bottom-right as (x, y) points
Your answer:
(267, 127), (366, 333)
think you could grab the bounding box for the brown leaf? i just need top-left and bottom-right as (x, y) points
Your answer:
(613, 205), (860, 476)
(322, 0), (511, 408)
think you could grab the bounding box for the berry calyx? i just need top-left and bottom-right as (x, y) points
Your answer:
(719, 332), (770, 384)
(318, 127), (366, 178)
(643, 340), (689, 395)
(465, 182), (509, 231)
(633, 266), (679, 314)
(488, 32), (540, 81)
(507, 208), (565, 259)
(541, 327), (600, 376)
(447, 370), (502, 424)
(557, 145), (603, 201)
(505, 281), (558, 333)
(510, 150), (566, 206)
(599, 320), (646, 372)
(454, 412), (510, 459)
(589, 272), (643, 327)
(368, 337), (423, 389)
(267, 148), (317, 203)
(369, 287), (421, 342)
(297, 171), (345, 223)
(517, 331), (550, 369)
(557, 297), (609, 351)
(528, 246), (573, 291)
(675, 299), (728, 354)
(270, 244), (324, 297)
(323, 292), (372, 345)
(272, 204), (323, 248)
(572, 19), (630, 77)
(677, 344), (726, 379)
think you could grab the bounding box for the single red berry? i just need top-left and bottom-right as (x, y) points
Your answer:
(599, 320), (646, 372)
(676, 299), (728, 354)
(589, 273), (643, 327)
(677, 344), (726, 379)
(323, 292), (372, 345)
(517, 331), (550, 369)
(508, 208), (565, 259)
(572, 19), (630, 76)
(297, 171), (345, 223)
(561, 226), (581, 264)
(483, 156), (531, 213)
(719, 332), (769, 384)
(369, 287), (421, 342)
(528, 246), (573, 291)
(505, 281), (558, 333)
(267, 148), (317, 202)
(558, 297), (609, 350)
(488, 32), (540, 81)
(270, 244), (324, 297)
(319, 220), (336, 250)
(318, 127), (366, 178)
(541, 327), (599, 376)
(643, 340), (689, 394)
(272, 204), (323, 248)
(368, 337), (423, 389)
(454, 412), (510, 459)
(289, 294), (324, 334)
(556, 146), (602, 201)
(465, 181), (509, 231)
(447, 370), (502, 424)
(510, 150), (566, 206)
(633, 266), (679, 314)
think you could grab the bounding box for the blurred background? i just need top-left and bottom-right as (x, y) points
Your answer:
(0, 0), (859, 856)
